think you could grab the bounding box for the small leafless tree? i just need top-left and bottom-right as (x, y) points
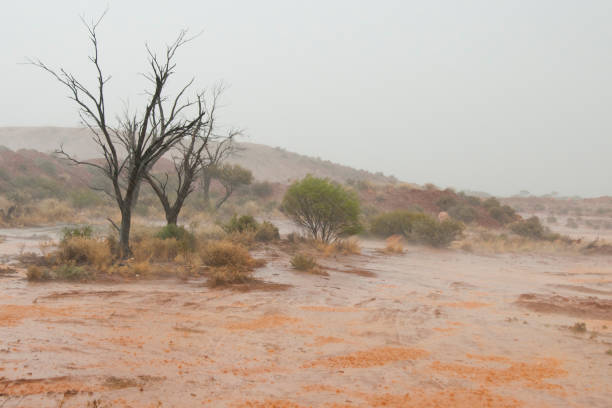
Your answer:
(145, 86), (243, 224)
(212, 163), (253, 209)
(30, 14), (206, 257)
(200, 131), (239, 208)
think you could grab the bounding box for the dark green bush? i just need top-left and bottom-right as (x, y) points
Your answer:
(155, 224), (195, 251)
(224, 215), (259, 233)
(412, 218), (465, 247)
(251, 181), (274, 198)
(488, 204), (517, 225)
(370, 210), (464, 247)
(509, 216), (559, 240)
(436, 196), (458, 211)
(281, 176), (362, 243)
(370, 210), (429, 237)
(448, 204), (478, 223)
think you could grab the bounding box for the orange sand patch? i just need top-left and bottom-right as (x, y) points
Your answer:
(0, 377), (104, 396)
(302, 384), (345, 394)
(309, 336), (346, 347)
(357, 387), (524, 408)
(0, 304), (74, 327)
(300, 306), (364, 312)
(223, 364), (282, 377)
(226, 314), (301, 330)
(303, 347), (428, 369)
(430, 355), (567, 390)
(442, 301), (491, 309)
(233, 400), (305, 408)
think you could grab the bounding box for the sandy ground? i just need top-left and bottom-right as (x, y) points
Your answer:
(1, 229), (612, 407)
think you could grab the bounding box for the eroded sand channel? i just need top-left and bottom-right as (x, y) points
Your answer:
(1, 236), (611, 407)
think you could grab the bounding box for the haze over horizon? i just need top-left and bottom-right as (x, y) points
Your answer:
(2, 1), (611, 198)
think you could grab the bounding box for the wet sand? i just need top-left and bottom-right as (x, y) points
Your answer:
(1, 235), (611, 407)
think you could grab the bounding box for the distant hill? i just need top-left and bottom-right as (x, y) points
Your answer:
(0, 127), (396, 185)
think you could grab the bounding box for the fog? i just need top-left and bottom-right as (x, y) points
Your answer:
(1, 0), (611, 197)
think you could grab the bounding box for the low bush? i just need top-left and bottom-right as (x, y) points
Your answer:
(254, 221), (280, 242)
(61, 225), (93, 242)
(370, 210), (464, 247)
(53, 264), (92, 281)
(509, 217), (549, 240)
(448, 204), (478, 223)
(132, 237), (184, 262)
(250, 181), (274, 198)
(383, 235), (404, 254)
(412, 217), (465, 247)
(207, 266), (254, 286)
(155, 224), (195, 251)
(290, 253), (326, 275)
(224, 215), (259, 233)
(566, 218), (579, 229)
(202, 240), (260, 269)
(26, 265), (51, 281)
(57, 237), (112, 268)
(436, 196), (458, 211)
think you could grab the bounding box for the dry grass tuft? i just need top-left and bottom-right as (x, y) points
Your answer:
(382, 235), (404, 254)
(290, 253), (327, 276)
(57, 237), (113, 270)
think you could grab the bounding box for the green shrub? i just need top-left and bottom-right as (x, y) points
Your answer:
(370, 210), (429, 237)
(509, 216), (554, 240)
(488, 204), (517, 225)
(155, 224), (195, 251)
(224, 215), (259, 233)
(448, 204), (477, 223)
(254, 221), (280, 242)
(281, 176), (362, 243)
(412, 218), (464, 247)
(370, 211), (464, 247)
(61, 225), (93, 242)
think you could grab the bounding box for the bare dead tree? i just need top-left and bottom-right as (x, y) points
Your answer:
(30, 14), (206, 257)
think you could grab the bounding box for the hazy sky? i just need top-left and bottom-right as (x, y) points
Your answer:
(2, 1), (611, 197)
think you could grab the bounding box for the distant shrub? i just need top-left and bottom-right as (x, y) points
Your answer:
(370, 211), (428, 237)
(436, 196), (458, 211)
(250, 181), (274, 198)
(566, 218), (579, 229)
(224, 215), (259, 233)
(487, 203), (517, 225)
(61, 225), (93, 242)
(254, 221), (280, 242)
(370, 211), (464, 247)
(69, 189), (104, 209)
(509, 216), (560, 241)
(448, 204), (477, 223)
(459, 192), (482, 207)
(282, 176), (362, 243)
(412, 218), (464, 247)
(546, 216), (557, 224)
